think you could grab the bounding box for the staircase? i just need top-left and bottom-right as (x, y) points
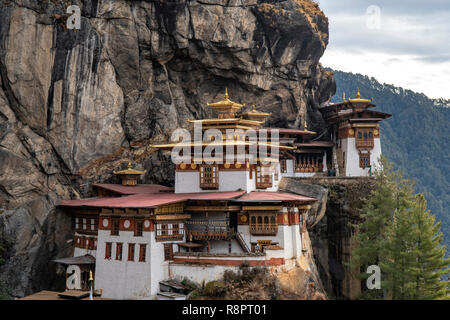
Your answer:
(235, 232), (251, 253)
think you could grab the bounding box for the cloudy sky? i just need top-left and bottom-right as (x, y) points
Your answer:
(318, 0), (450, 99)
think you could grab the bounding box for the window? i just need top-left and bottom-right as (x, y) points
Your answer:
(280, 160), (287, 173)
(135, 220), (143, 237)
(356, 128), (374, 148)
(249, 213), (278, 235)
(173, 223), (179, 236)
(359, 153), (371, 168)
(116, 243), (123, 261)
(82, 218), (87, 230)
(105, 242), (112, 259)
(111, 218), (120, 236)
(75, 218), (79, 230)
(90, 218), (97, 231)
(156, 223), (184, 241)
(256, 165), (272, 189)
(128, 243), (135, 261)
(139, 244), (147, 262)
(199, 164), (219, 189)
(163, 243), (173, 261)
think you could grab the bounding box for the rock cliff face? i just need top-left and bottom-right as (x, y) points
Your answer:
(0, 0), (335, 297)
(281, 177), (376, 299)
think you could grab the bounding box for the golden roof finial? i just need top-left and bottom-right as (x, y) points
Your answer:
(356, 88), (361, 99)
(252, 104), (256, 112)
(342, 92), (346, 102)
(89, 270), (93, 282)
(113, 162), (146, 175)
(304, 118), (308, 130)
(224, 88), (229, 100)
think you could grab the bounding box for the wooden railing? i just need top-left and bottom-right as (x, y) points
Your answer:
(356, 139), (374, 148)
(186, 220), (230, 240)
(250, 225), (278, 236)
(155, 234), (184, 241)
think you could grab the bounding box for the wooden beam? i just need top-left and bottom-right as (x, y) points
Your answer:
(243, 206), (281, 211)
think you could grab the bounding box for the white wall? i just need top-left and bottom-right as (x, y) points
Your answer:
(175, 170), (251, 193)
(342, 137), (381, 177)
(175, 164), (282, 194)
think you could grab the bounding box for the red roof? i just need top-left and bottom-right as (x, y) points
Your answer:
(60, 191), (246, 208)
(236, 191), (316, 203)
(93, 184), (173, 195)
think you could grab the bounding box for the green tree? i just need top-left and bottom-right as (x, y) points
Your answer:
(351, 156), (449, 299)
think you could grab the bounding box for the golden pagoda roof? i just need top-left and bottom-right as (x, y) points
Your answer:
(241, 105), (272, 117)
(347, 88), (373, 104)
(113, 162), (146, 175)
(207, 88), (245, 111)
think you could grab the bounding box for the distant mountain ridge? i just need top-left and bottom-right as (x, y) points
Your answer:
(327, 69), (450, 251)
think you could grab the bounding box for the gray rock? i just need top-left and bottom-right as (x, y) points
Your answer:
(0, 0), (335, 297)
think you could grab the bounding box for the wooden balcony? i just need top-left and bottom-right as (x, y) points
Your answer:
(356, 139), (374, 148)
(186, 230), (230, 240)
(250, 225), (278, 236)
(155, 234), (184, 242)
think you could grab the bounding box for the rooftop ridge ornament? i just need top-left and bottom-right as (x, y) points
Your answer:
(348, 88), (373, 104)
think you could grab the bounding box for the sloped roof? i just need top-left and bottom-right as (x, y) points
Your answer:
(235, 191), (316, 203)
(93, 183), (173, 195)
(59, 191), (247, 209)
(52, 254), (95, 265)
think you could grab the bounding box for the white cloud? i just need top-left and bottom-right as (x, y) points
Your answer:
(319, 0), (450, 99)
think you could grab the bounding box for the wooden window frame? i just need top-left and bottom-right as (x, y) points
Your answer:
(256, 165), (272, 189)
(199, 164), (219, 189)
(249, 212), (278, 235)
(163, 243), (173, 261)
(356, 128), (374, 148)
(139, 244), (147, 262)
(156, 222), (184, 241)
(128, 243), (135, 261)
(134, 219), (143, 237)
(111, 218), (120, 236)
(359, 152), (371, 168)
(105, 242), (112, 259)
(280, 160), (287, 173)
(116, 243), (123, 261)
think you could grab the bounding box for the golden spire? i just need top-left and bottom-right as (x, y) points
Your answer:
(252, 104), (256, 112)
(89, 270), (93, 282)
(304, 117), (307, 130)
(85, 244), (89, 254)
(342, 92), (346, 102)
(224, 88), (229, 99)
(348, 88), (372, 104)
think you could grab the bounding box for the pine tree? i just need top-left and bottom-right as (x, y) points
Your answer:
(350, 156), (450, 300)
(407, 194), (450, 299)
